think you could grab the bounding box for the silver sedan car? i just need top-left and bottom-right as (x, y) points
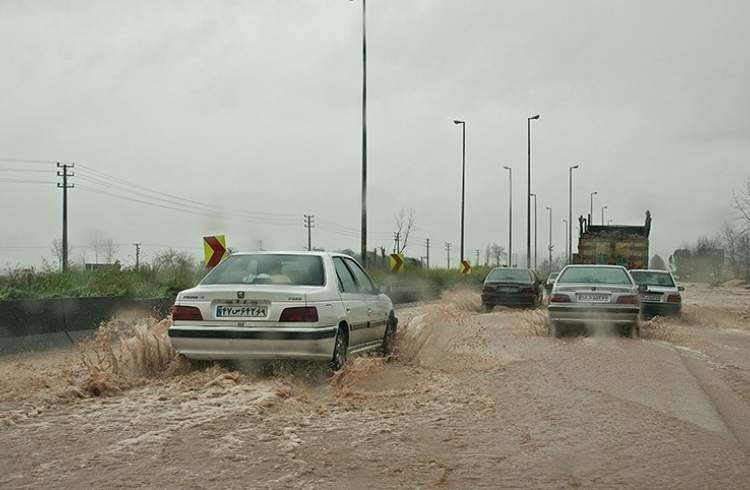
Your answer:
(630, 269), (684, 318)
(547, 265), (641, 338)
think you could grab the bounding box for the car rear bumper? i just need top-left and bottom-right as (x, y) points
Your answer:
(548, 305), (640, 325)
(167, 325), (337, 361)
(481, 292), (537, 306)
(640, 302), (681, 316)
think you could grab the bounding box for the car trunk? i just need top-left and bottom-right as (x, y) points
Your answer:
(186, 284), (319, 322)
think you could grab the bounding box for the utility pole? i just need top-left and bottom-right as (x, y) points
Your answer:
(590, 191), (598, 224)
(601, 205), (608, 226)
(304, 214), (315, 251)
(425, 238), (431, 269)
(445, 242), (452, 269)
(133, 243), (141, 271)
(393, 231), (401, 254)
(257, 240), (263, 251)
(475, 249), (480, 267)
(57, 162), (74, 273)
(453, 120), (466, 263)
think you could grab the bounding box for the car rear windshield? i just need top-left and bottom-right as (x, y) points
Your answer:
(557, 267), (632, 285)
(201, 254), (325, 286)
(630, 271), (675, 287)
(486, 269), (533, 283)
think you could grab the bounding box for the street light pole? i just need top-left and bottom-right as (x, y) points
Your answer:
(358, 0), (367, 266)
(530, 193), (538, 272)
(601, 205), (608, 226)
(503, 165), (512, 267)
(546, 206), (552, 274)
(454, 120), (466, 263)
(526, 114), (540, 268)
(562, 219), (568, 264)
(568, 164), (579, 264)
(590, 191), (597, 224)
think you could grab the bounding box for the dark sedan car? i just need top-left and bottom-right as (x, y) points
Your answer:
(481, 268), (542, 311)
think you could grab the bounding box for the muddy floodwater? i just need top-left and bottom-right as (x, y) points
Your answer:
(1, 284), (750, 489)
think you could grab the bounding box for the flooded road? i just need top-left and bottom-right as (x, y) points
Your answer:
(1, 285), (750, 489)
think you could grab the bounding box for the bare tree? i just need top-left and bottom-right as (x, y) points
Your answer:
(50, 239), (64, 271)
(393, 208), (416, 254)
(489, 243), (507, 266)
(102, 239), (119, 264)
(733, 179), (750, 235)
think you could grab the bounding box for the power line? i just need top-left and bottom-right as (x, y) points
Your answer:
(0, 177), (57, 184)
(0, 158), (60, 165)
(0, 167), (54, 173)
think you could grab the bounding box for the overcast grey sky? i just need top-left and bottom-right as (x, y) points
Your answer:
(1, 0), (748, 268)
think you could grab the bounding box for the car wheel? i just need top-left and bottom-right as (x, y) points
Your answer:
(329, 326), (349, 371)
(628, 324), (640, 339)
(381, 314), (397, 357)
(481, 302), (493, 313)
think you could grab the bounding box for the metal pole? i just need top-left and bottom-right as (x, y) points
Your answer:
(563, 219), (568, 263)
(425, 238), (430, 269)
(590, 191), (597, 224)
(504, 166), (513, 267)
(568, 164), (579, 264)
(531, 193), (537, 271)
(601, 205), (607, 226)
(360, 0), (367, 267)
(57, 162), (74, 273)
(526, 115), (539, 269)
(546, 206), (552, 273)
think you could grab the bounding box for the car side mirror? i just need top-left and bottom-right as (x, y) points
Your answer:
(678, 286), (685, 292)
(374, 285), (386, 294)
(637, 284), (648, 293)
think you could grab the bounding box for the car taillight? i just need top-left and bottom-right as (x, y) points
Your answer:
(172, 305), (203, 321)
(279, 307), (318, 322)
(549, 294), (571, 303)
(616, 295), (639, 305)
(667, 294), (681, 303)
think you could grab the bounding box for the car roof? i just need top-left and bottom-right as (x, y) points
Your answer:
(489, 267), (533, 272)
(630, 269), (671, 273)
(562, 264), (627, 269)
(228, 251), (353, 258)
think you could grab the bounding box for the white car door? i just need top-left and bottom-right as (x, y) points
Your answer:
(343, 257), (388, 344)
(332, 257), (369, 348)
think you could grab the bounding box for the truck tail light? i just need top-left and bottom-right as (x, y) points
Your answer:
(172, 305), (203, 321)
(279, 307), (318, 322)
(667, 294), (682, 303)
(549, 294), (571, 303)
(616, 295), (639, 305)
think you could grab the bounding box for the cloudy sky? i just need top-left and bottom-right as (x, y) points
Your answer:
(1, 0), (748, 268)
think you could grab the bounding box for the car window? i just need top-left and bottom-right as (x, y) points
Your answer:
(486, 268), (533, 283)
(344, 258), (375, 293)
(201, 254), (325, 286)
(332, 257), (357, 293)
(630, 271), (675, 287)
(557, 267), (632, 285)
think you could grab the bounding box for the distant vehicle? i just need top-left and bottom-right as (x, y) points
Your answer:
(545, 272), (559, 292)
(573, 210), (652, 269)
(629, 269), (684, 318)
(547, 265), (641, 338)
(480, 267), (542, 311)
(168, 252), (397, 371)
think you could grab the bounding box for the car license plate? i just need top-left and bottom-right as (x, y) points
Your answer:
(215, 305), (268, 318)
(577, 293), (609, 303)
(641, 294), (661, 302)
(498, 287), (517, 293)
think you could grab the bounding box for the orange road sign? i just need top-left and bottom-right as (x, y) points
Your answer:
(389, 253), (405, 273)
(203, 235), (227, 267)
(459, 259), (471, 274)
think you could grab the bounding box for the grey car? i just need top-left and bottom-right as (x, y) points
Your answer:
(547, 265), (641, 338)
(630, 269), (683, 318)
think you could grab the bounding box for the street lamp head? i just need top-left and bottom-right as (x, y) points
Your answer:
(592, 191), (598, 196)
(529, 114), (540, 120)
(453, 120), (464, 125)
(546, 206), (551, 210)
(571, 164), (580, 170)
(503, 165), (511, 170)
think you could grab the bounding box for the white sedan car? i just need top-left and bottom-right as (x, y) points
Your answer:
(168, 252), (397, 370)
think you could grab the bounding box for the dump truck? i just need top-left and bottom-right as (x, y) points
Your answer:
(573, 211), (651, 269)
